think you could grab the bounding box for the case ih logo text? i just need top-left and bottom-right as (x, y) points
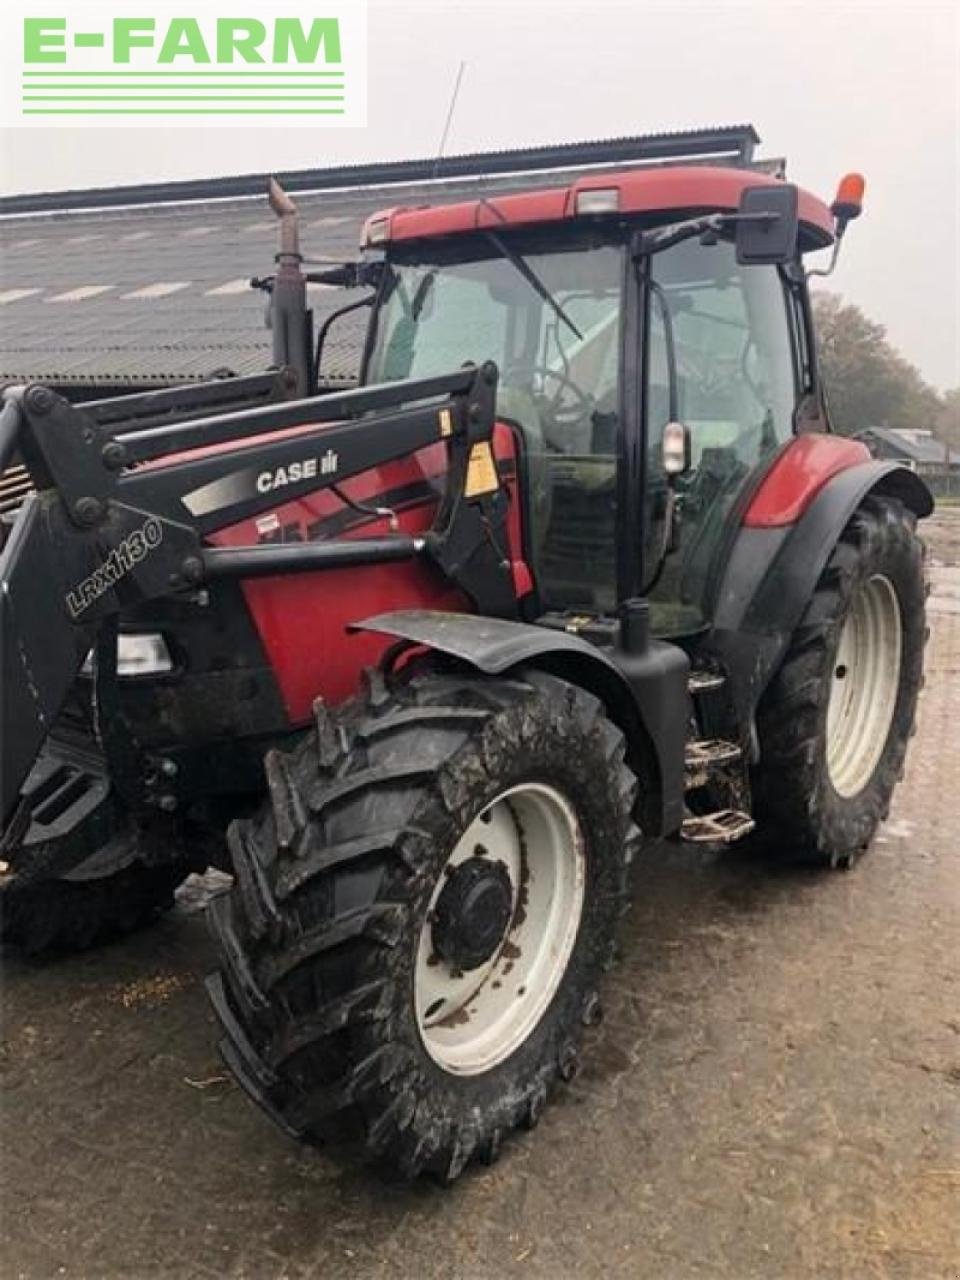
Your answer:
(181, 448), (342, 516)
(256, 450), (339, 495)
(3, 2), (366, 127)
(66, 519), (163, 619)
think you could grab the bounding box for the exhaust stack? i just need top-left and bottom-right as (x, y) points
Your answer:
(268, 178), (312, 396)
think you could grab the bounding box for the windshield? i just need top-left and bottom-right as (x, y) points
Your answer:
(365, 231), (626, 611)
(366, 231), (625, 454)
(363, 232), (627, 611)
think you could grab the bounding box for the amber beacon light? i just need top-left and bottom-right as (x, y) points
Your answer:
(831, 172), (866, 231)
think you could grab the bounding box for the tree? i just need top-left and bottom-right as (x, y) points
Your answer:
(812, 292), (947, 438)
(936, 387), (960, 452)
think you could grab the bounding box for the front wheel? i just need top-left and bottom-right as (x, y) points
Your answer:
(1, 862), (189, 955)
(753, 494), (926, 867)
(206, 666), (640, 1181)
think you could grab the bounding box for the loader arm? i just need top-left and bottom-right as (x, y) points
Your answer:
(0, 362), (511, 832)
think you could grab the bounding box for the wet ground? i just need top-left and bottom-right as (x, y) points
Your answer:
(3, 512), (959, 1280)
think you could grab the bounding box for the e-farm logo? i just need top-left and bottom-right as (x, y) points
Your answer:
(1, 1), (366, 127)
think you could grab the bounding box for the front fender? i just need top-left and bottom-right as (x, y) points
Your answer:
(352, 609), (690, 837)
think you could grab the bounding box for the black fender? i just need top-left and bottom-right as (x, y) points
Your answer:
(707, 461), (932, 747)
(352, 609), (690, 838)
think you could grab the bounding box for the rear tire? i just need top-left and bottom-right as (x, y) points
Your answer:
(206, 665), (640, 1181)
(753, 495), (925, 867)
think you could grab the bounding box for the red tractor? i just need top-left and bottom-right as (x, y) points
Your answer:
(0, 131), (930, 1181)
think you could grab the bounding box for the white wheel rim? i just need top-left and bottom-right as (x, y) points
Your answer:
(825, 573), (902, 798)
(414, 782), (585, 1076)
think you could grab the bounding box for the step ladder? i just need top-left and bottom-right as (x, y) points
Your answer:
(681, 809), (755, 843)
(681, 668), (755, 845)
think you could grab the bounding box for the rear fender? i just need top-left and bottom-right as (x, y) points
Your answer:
(708, 460), (932, 741)
(352, 609), (690, 837)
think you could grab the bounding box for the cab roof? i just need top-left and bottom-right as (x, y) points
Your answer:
(362, 165), (835, 253)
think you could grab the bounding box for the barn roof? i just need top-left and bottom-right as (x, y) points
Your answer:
(863, 427), (960, 467)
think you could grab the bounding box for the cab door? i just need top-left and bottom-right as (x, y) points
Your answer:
(643, 236), (800, 634)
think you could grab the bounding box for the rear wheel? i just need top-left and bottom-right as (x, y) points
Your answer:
(753, 495), (925, 867)
(206, 665), (640, 1181)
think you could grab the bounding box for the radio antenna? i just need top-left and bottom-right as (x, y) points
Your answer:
(433, 60), (466, 179)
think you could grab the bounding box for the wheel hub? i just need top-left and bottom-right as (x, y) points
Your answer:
(825, 573), (903, 798)
(415, 782), (586, 1076)
(432, 856), (513, 972)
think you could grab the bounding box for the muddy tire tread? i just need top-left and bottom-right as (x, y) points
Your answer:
(208, 665), (640, 1180)
(753, 495), (926, 867)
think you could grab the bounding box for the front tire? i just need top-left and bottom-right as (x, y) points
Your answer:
(206, 666), (639, 1181)
(1, 863), (188, 955)
(753, 495), (925, 867)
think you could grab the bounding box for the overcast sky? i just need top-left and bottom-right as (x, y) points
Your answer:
(2, 0), (958, 389)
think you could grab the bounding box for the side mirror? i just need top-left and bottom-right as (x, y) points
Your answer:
(735, 183), (799, 265)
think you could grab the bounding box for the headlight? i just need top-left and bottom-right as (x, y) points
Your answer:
(81, 633), (174, 678)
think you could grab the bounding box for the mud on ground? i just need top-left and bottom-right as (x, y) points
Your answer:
(3, 511), (959, 1280)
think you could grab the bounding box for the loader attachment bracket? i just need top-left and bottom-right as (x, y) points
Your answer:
(1, 361), (516, 830)
(0, 485), (200, 828)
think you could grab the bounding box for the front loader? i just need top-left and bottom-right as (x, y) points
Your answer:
(0, 128), (931, 1181)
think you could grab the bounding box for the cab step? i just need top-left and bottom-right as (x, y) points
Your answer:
(684, 737), (742, 788)
(682, 809), (756, 844)
(688, 669), (725, 694)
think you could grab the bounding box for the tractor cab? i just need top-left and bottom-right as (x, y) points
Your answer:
(349, 165), (834, 638)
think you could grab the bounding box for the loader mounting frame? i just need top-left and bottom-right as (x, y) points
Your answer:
(0, 361), (514, 833)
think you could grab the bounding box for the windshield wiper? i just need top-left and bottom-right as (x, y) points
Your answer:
(411, 270), (436, 320)
(483, 230), (583, 341)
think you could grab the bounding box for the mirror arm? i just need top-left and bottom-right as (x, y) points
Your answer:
(637, 210), (777, 258)
(636, 214), (723, 257)
(806, 211), (852, 280)
(806, 240), (843, 279)
(314, 294), (375, 386)
(304, 260), (386, 289)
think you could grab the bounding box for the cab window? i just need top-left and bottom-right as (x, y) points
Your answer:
(646, 237), (798, 633)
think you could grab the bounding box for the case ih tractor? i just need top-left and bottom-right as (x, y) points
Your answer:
(0, 131), (930, 1181)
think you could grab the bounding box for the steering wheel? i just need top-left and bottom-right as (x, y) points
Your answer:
(502, 364), (594, 450)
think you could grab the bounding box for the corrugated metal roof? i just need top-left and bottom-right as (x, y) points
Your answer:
(1, 188), (374, 386)
(0, 126), (760, 214)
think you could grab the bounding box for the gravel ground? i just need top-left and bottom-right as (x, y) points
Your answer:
(2, 511), (958, 1280)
